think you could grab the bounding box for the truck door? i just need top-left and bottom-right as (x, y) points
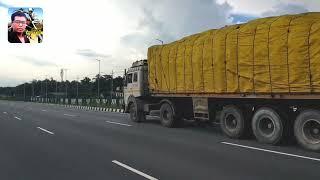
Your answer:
(130, 72), (139, 96)
(123, 73), (133, 107)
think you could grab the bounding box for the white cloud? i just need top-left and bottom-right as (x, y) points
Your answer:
(219, 0), (320, 15)
(217, 0), (279, 15)
(118, 0), (233, 59)
(262, 2), (308, 17)
(75, 49), (111, 60)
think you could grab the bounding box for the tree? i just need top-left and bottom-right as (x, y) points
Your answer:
(0, 74), (124, 100)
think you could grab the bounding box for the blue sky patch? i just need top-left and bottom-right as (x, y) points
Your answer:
(230, 13), (259, 23)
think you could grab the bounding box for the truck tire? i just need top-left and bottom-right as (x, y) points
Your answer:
(220, 105), (248, 139)
(252, 107), (283, 145)
(294, 110), (320, 152)
(160, 102), (181, 128)
(129, 102), (145, 122)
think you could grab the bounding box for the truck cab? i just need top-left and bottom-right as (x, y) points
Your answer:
(123, 60), (148, 112)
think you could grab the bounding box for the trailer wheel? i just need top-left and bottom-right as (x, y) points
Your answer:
(220, 105), (248, 139)
(129, 102), (145, 123)
(160, 102), (181, 128)
(294, 110), (320, 152)
(252, 107), (283, 145)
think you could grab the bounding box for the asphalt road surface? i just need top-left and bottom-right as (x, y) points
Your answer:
(0, 100), (319, 180)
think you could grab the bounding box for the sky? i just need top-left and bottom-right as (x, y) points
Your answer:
(0, 0), (319, 87)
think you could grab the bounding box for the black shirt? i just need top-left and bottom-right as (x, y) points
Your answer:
(8, 31), (30, 43)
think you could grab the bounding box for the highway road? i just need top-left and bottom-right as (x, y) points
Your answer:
(0, 100), (319, 180)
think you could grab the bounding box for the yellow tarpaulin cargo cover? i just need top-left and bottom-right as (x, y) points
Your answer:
(148, 13), (320, 94)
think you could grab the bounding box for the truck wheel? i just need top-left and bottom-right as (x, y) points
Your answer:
(252, 107), (283, 145)
(160, 102), (181, 128)
(129, 102), (145, 122)
(220, 105), (248, 139)
(294, 110), (320, 152)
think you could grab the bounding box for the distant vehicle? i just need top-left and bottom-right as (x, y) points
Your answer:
(123, 12), (320, 152)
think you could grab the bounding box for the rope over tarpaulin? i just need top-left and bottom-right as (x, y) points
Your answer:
(148, 13), (320, 94)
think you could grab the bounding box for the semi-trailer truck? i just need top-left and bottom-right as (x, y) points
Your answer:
(123, 12), (320, 152)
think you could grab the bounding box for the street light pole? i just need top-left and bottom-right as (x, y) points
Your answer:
(32, 81), (34, 97)
(111, 70), (114, 99)
(23, 83), (26, 101)
(64, 69), (68, 99)
(40, 80), (43, 97)
(45, 75), (48, 102)
(76, 76), (79, 99)
(55, 80), (58, 103)
(156, 38), (164, 45)
(96, 59), (101, 98)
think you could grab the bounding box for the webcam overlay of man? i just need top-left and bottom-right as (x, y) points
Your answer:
(8, 8), (43, 43)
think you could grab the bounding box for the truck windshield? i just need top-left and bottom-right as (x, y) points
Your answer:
(133, 73), (138, 82)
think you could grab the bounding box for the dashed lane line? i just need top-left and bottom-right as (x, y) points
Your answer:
(221, 142), (320, 162)
(37, 127), (54, 135)
(63, 114), (76, 117)
(14, 116), (22, 120)
(106, 121), (132, 127)
(112, 160), (158, 180)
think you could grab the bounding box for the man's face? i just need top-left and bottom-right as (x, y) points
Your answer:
(12, 16), (27, 33)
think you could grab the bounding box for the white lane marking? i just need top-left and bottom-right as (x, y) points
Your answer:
(3, 112), (7, 114)
(14, 116), (22, 120)
(63, 114), (76, 117)
(221, 142), (320, 162)
(112, 160), (158, 180)
(41, 110), (47, 112)
(106, 121), (132, 127)
(37, 127), (54, 135)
